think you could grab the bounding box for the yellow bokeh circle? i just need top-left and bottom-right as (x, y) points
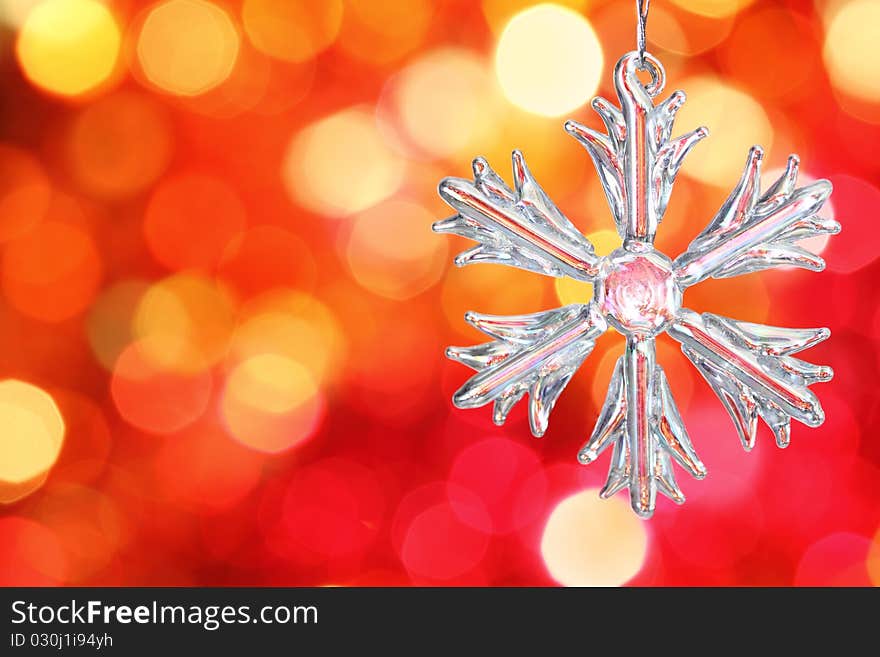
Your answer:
(242, 0), (343, 63)
(346, 199), (447, 300)
(495, 4), (603, 117)
(222, 354), (324, 454)
(284, 106), (404, 217)
(541, 489), (648, 586)
(392, 48), (500, 159)
(674, 76), (773, 187)
(137, 0), (240, 97)
(824, 0), (880, 103)
(16, 0), (121, 97)
(228, 290), (346, 386)
(0, 380), (65, 498)
(133, 273), (237, 374)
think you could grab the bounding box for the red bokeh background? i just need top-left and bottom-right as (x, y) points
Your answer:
(0, 0), (878, 586)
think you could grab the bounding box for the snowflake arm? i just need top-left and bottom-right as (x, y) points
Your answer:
(578, 336), (706, 518)
(674, 148), (839, 287)
(447, 304), (607, 437)
(434, 151), (600, 280)
(565, 52), (708, 245)
(667, 309), (833, 449)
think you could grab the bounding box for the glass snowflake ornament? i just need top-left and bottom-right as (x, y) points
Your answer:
(434, 51), (839, 518)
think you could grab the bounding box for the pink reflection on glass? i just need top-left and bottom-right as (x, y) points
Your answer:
(596, 248), (681, 335)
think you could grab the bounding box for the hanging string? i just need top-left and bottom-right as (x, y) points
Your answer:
(636, 0), (650, 67)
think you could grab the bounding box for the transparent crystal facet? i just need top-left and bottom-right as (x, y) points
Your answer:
(596, 248), (681, 336)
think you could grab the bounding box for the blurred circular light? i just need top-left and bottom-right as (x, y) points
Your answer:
(111, 342), (212, 434)
(822, 174), (880, 273)
(272, 458), (384, 562)
(541, 489), (647, 586)
(721, 8), (819, 102)
(670, 0), (754, 18)
(346, 199), (447, 300)
(229, 291), (345, 385)
(47, 390), (112, 487)
(674, 76), (773, 187)
(795, 532), (873, 586)
(218, 226), (316, 298)
(0, 381), (64, 503)
(67, 92), (172, 200)
(448, 437), (547, 534)
(284, 106), (404, 217)
(391, 482), (491, 582)
(482, 0), (588, 33)
(0, 1), (43, 28)
(133, 273), (237, 374)
(495, 4), (603, 117)
(2, 216), (102, 322)
(144, 173), (246, 271)
(0, 144), (51, 243)
(155, 427), (263, 513)
(554, 277), (593, 307)
(137, 0), (240, 97)
(16, 0), (120, 97)
(242, 0), (342, 63)
(642, 5), (688, 54)
(86, 280), (150, 372)
(0, 517), (66, 585)
(221, 354), (324, 453)
(345, 311), (439, 420)
(401, 502), (490, 581)
(31, 484), (126, 581)
(442, 265), (549, 336)
(555, 228), (616, 305)
(392, 48), (499, 159)
(824, 0), (880, 103)
(338, 0), (432, 65)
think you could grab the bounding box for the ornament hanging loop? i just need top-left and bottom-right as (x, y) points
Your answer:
(638, 52), (664, 97)
(621, 50), (665, 98)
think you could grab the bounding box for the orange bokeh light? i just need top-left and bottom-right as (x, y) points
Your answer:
(242, 0), (343, 63)
(66, 92), (172, 200)
(228, 290), (346, 386)
(345, 199), (447, 300)
(144, 173), (247, 272)
(86, 280), (151, 372)
(338, 0), (433, 65)
(137, 0), (240, 97)
(283, 106), (405, 217)
(16, 0), (121, 98)
(0, 517), (67, 585)
(0, 380), (65, 504)
(133, 273), (237, 374)
(0, 144), (51, 243)
(218, 226), (316, 298)
(221, 353), (325, 454)
(2, 210), (102, 322)
(111, 341), (213, 434)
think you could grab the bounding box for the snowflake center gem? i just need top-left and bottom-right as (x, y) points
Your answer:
(595, 248), (681, 336)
